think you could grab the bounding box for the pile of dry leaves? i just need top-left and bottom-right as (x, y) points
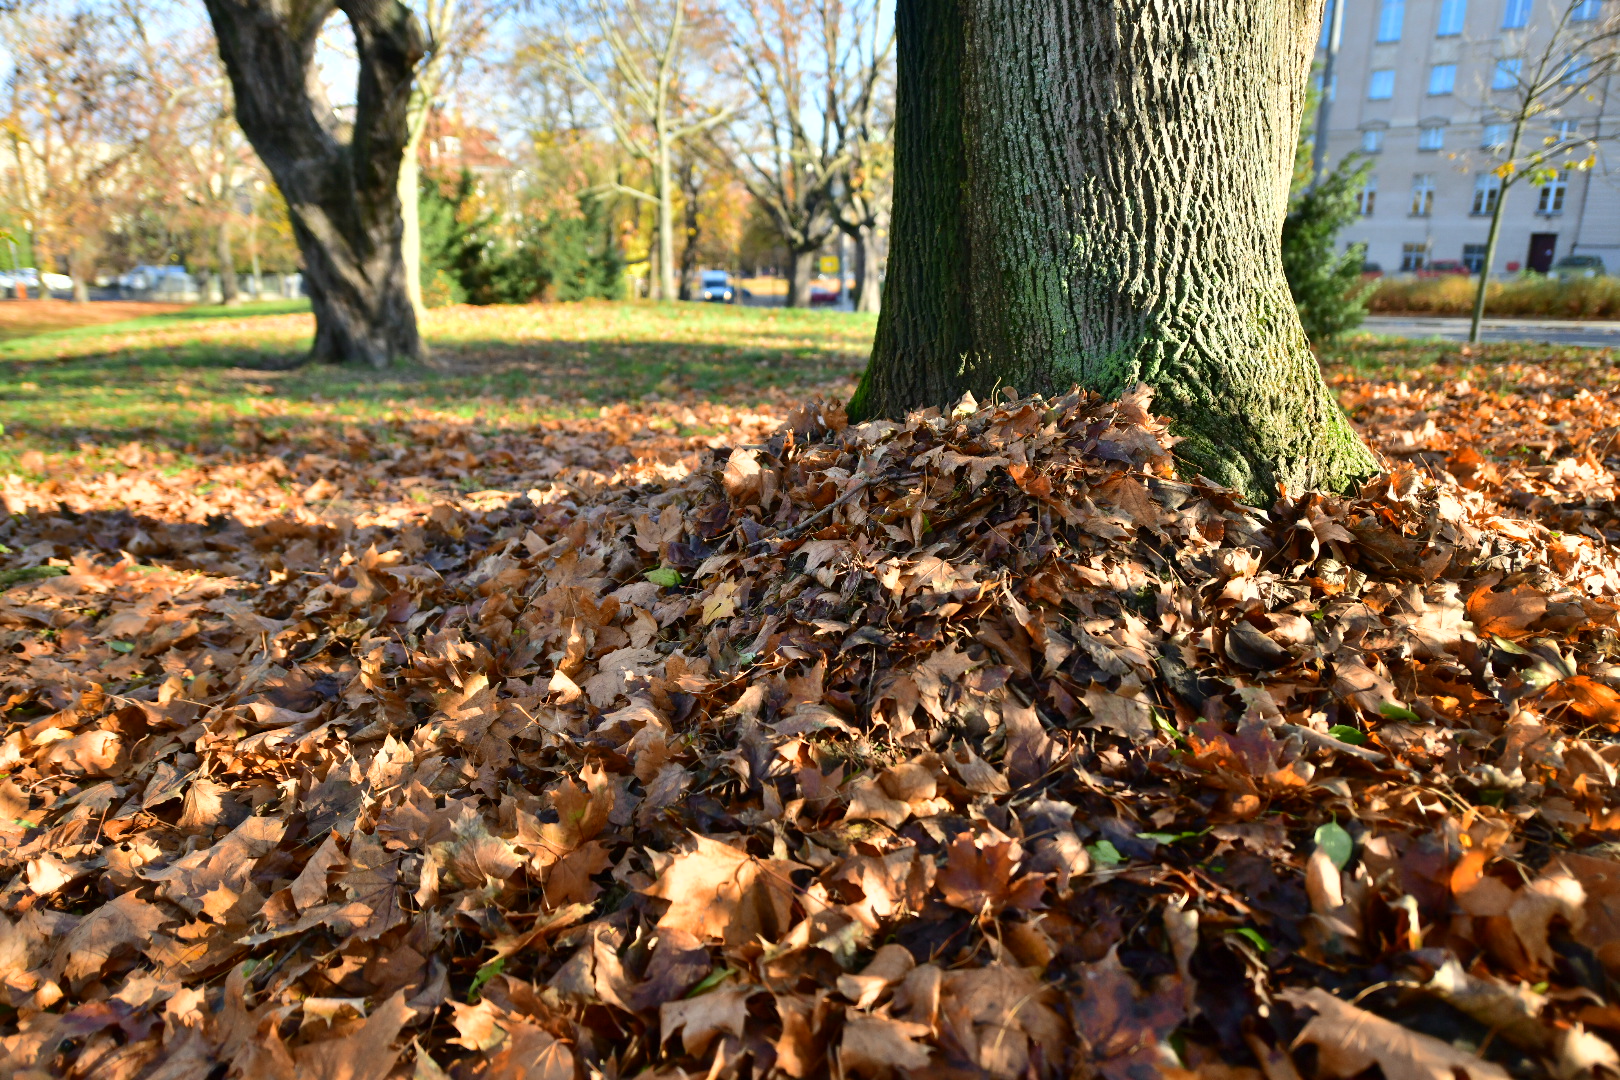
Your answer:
(2, 362), (1619, 1080)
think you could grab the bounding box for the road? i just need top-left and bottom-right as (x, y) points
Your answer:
(1361, 315), (1620, 349)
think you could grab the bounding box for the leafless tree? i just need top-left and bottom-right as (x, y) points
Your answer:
(1464, 0), (1620, 341)
(720, 0), (888, 308)
(524, 0), (732, 301)
(829, 2), (892, 312)
(0, 2), (161, 300)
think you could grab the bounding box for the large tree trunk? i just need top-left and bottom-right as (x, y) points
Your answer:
(201, 0), (424, 368)
(850, 0), (1376, 502)
(217, 217), (241, 305)
(786, 248), (816, 308)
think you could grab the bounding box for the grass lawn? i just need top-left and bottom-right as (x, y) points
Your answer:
(0, 300), (876, 472)
(2, 301), (1611, 478)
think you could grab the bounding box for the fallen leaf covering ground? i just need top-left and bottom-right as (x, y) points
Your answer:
(2, 323), (1620, 1080)
(0, 301), (191, 343)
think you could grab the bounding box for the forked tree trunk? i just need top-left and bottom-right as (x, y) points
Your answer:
(202, 0), (424, 368)
(850, 0), (1377, 501)
(786, 249), (816, 308)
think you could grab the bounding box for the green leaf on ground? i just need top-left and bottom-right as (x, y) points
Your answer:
(1314, 820), (1354, 869)
(1377, 702), (1419, 721)
(645, 566), (682, 587)
(1087, 840), (1124, 867)
(467, 957), (505, 1003)
(1327, 724), (1368, 745)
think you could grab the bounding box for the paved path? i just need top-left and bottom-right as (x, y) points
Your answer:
(1362, 315), (1620, 349)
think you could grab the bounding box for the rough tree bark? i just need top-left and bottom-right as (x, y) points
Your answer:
(849, 0), (1377, 502)
(202, 0), (425, 367)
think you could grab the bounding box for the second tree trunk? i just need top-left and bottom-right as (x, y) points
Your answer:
(850, 0), (1376, 502)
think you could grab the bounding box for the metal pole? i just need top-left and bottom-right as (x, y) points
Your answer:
(1312, 0), (1346, 185)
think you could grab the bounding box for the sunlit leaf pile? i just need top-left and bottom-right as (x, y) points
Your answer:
(2, 363), (1619, 1079)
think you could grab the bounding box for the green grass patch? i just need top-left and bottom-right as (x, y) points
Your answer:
(0, 300), (875, 470)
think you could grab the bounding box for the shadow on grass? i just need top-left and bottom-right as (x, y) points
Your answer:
(0, 333), (866, 462)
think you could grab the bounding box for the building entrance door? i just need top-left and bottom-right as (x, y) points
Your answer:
(1528, 233), (1558, 274)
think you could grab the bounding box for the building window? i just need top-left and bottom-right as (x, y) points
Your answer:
(1412, 174), (1436, 216)
(1429, 64), (1458, 94)
(1401, 242), (1431, 271)
(1463, 244), (1489, 272)
(1472, 173), (1502, 215)
(1369, 69), (1397, 99)
(1378, 0), (1406, 40)
(1358, 177), (1379, 216)
(1572, 0), (1602, 20)
(1493, 58), (1523, 89)
(1362, 129), (1386, 153)
(1503, 0), (1531, 27)
(1555, 119), (1580, 144)
(1482, 122), (1512, 149)
(1438, 0), (1468, 34)
(1539, 170), (1569, 214)
(1419, 126), (1446, 150)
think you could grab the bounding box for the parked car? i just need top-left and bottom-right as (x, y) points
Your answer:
(40, 272), (73, 293)
(1554, 254), (1606, 279)
(809, 283), (840, 306)
(118, 265), (194, 298)
(0, 268), (38, 293)
(699, 270), (736, 303)
(1416, 260), (1471, 278)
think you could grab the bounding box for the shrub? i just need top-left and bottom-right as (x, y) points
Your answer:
(1369, 274), (1620, 318)
(1282, 154), (1374, 342)
(420, 170), (623, 306)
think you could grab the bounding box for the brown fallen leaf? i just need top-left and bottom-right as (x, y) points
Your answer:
(840, 1015), (934, 1076)
(645, 834), (803, 948)
(1282, 987), (1511, 1080)
(659, 983), (758, 1057)
(292, 989), (412, 1080)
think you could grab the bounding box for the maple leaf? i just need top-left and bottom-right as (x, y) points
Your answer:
(660, 983), (759, 1057)
(938, 829), (1046, 918)
(52, 893), (170, 987)
(292, 990), (412, 1080)
(1071, 948), (1186, 1080)
(645, 834), (804, 948)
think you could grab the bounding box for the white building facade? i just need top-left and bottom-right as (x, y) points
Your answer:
(1319, 0), (1619, 274)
